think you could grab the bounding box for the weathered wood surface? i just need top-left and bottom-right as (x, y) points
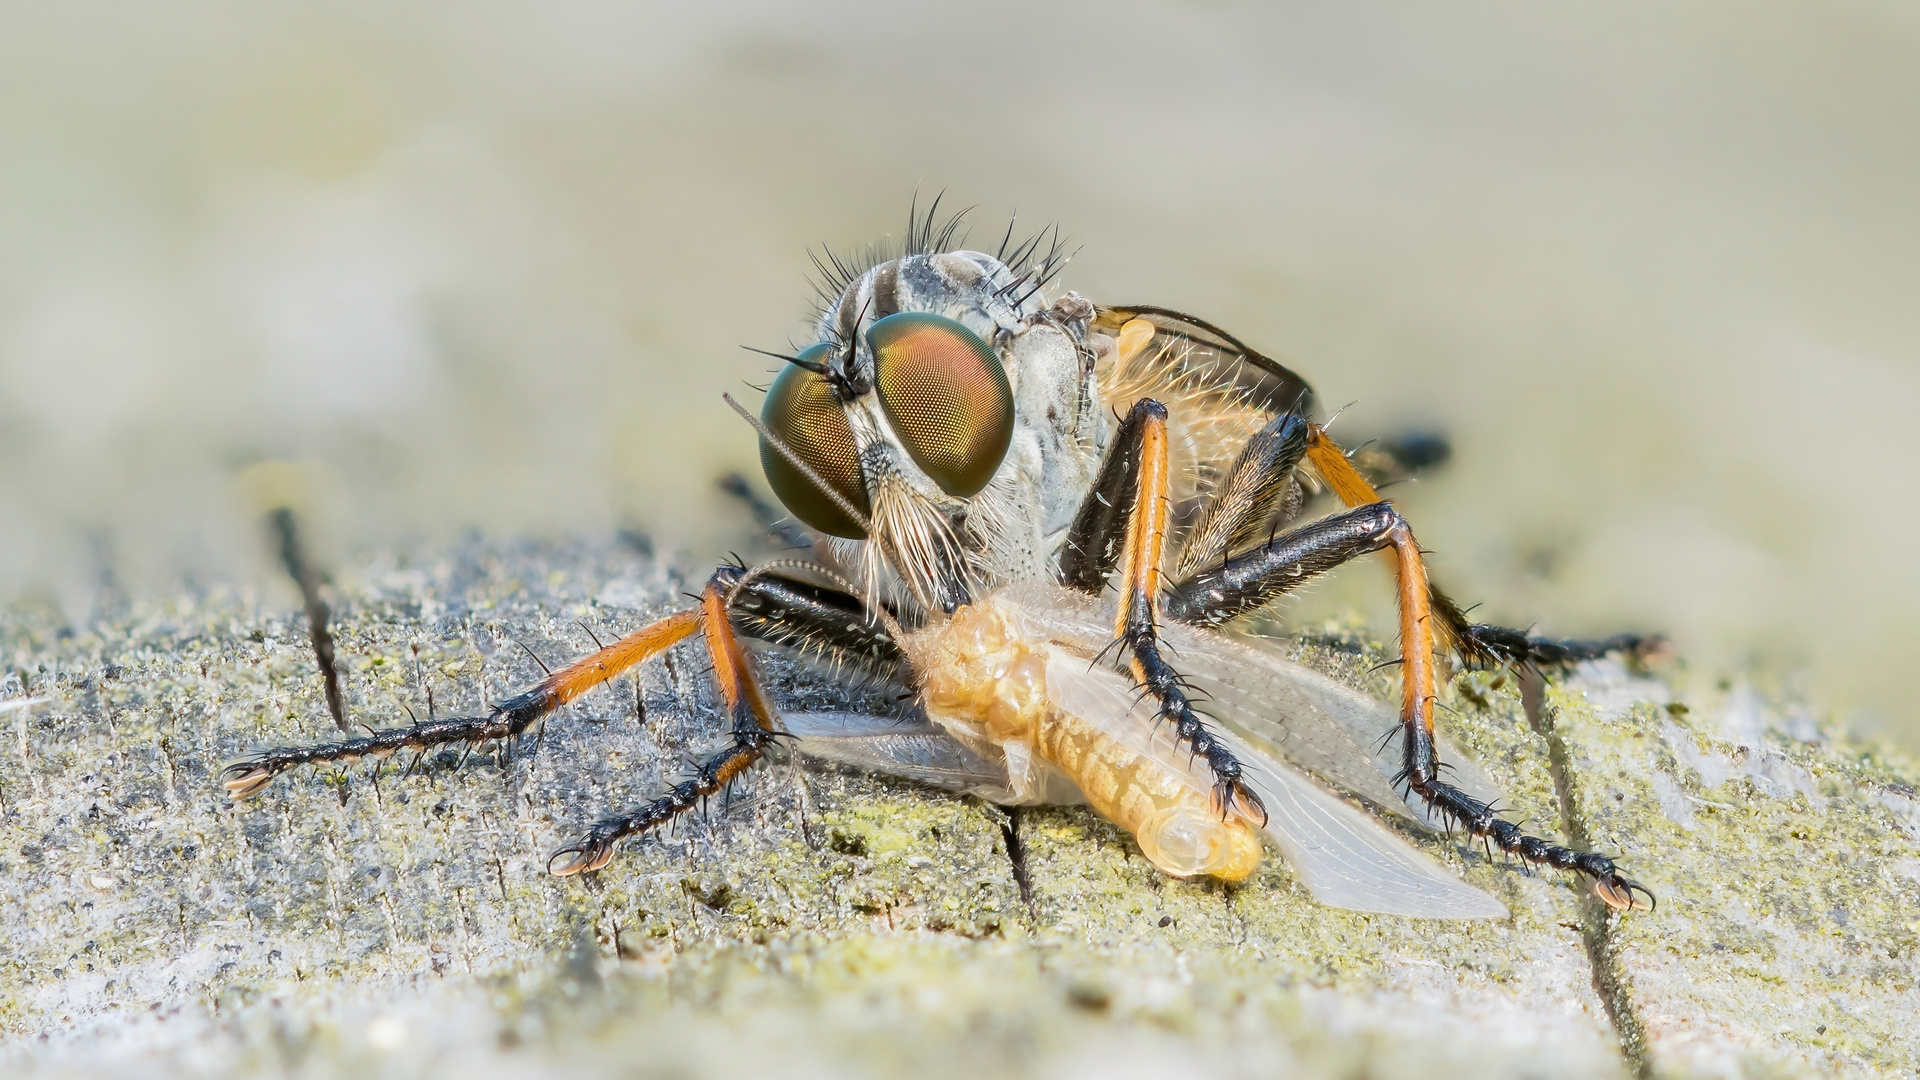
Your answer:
(2, 537), (1915, 1078)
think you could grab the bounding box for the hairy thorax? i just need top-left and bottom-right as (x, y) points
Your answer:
(909, 596), (1263, 881)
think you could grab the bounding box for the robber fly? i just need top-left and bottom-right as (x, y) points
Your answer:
(224, 206), (1654, 918)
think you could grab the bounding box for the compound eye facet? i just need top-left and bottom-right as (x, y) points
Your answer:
(759, 345), (870, 539)
(867, 312), (1014, 498)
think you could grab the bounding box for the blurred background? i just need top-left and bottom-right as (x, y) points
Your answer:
(2, 1), (1917, 744)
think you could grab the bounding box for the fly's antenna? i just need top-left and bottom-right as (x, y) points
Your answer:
(722, 393), (874, 536)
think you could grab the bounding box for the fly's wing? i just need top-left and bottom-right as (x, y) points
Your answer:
(1040, 644), (1506, 919)
(1093, 305), (1316, 420)
(781, 711), (1012, 797)
(1093, 305), (1316, 519)
(1006, 582), (1505, 830)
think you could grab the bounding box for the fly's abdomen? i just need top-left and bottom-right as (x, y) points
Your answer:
(915, 601), (1263, 881)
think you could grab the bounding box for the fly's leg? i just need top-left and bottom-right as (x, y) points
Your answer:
(1430, 589), (1656, 671)
(1300, 426), (1654, 911)
(548, 574), (787, 875)
(1163, 501), (1407, 627)
(1175, 412), (1311, 578)
(1062, 398), (1266, 821)
(1059, 396), (1154, 592)
(1300, 426), (1655, 671)
(225, 560), (910, 874)
(221, 561), (908, 803)
(221, 607), (703, 799)
(716, 563), (911, 684)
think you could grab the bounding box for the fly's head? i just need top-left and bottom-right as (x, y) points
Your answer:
(757, 250), (1106, 615)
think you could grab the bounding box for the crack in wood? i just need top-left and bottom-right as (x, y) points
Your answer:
(1520, 666), (1655, 1080)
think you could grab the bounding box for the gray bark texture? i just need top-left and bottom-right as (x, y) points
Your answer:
(2, 536), (1915, 1078)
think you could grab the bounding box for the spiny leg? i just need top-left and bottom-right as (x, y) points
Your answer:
(548, 574), (785, 875)
(222, 564), (908, 799)
(1059, 395), (1154, 592)
(1175, 411), (1310, 579)
(715, 563), (912, 684)
(1164, 501), (1404, 627)
(1301, 425), (1653, 910)
(221, 606), (703, 799)
(1302, 425), (1654, 671)
(1430, 589), (1656, 672)
(1065, 397), (1266, 821)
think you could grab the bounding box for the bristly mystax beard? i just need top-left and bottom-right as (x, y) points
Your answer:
(863, 467), (974, 615)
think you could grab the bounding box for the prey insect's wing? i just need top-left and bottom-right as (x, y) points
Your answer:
(781, 710), (1029, 802)
(1153, 618), (1507, 831)
(1006, 583), (1504, 829)
(1218, 725), (1509, 918)
(1038, 640), (1506, 919)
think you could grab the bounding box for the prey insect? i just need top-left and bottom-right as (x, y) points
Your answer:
(224, 206), (1655, 918)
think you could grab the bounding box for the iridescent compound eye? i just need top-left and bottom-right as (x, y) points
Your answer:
(759, 345), (870, 539)
(867, 312), (1014, 498)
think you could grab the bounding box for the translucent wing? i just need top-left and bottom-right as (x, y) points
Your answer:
(1153, 618), (1506, 829)
(1093, 305), (1317, 420)
(1005, 582), (1504, 829)
(781, 710), (1013, 797)
(1221, 727), (1508, 918)
(1093, 305), (1317, 521)
(1040, 643), (1506, 919)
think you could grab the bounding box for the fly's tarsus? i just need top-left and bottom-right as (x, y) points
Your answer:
(1406, 772), (1655, 911)
(1430, 587), (1659, 672)
(549, 730), (773, 876)
(1125, 633), (1268, 826)
(220, 697), (550, 800)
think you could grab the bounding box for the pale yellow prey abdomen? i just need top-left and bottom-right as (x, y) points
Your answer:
(909, 598), (1264, 881)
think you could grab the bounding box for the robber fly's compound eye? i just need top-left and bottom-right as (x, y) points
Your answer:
(868, 312), (1014, 498)
(759, 345), (870, 539)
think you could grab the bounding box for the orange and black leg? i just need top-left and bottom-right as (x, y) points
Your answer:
(220, 603), (704, 799)
(224, 564), (909, 873)
(715, 562), (913, 684)
(1298, 425), (1653, 910)
(1061, 398), (1266, 821)
(221, 566), (906, 797)
(546, 574), (786, 875)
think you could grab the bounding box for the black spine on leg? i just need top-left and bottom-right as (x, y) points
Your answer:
(1059, 401), (1156, 593)
(1164, 502), (1401, 628)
